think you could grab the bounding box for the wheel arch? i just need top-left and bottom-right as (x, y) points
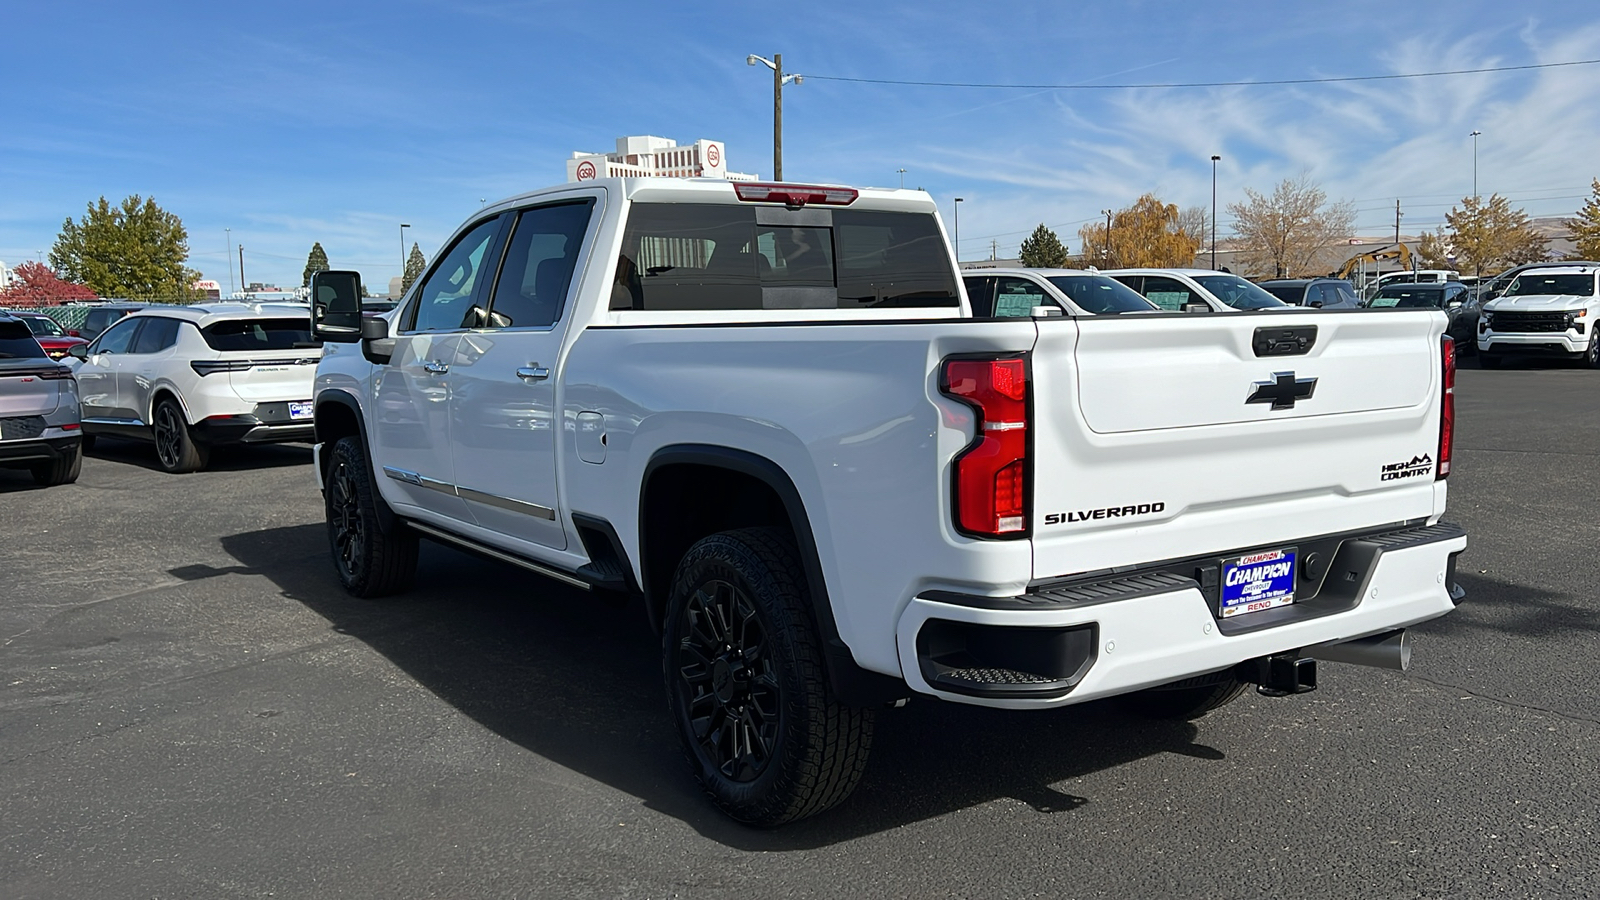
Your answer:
(640, 444), (906, 706)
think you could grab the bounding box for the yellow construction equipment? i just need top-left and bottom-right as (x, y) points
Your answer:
(1337, 244), (1413, 280)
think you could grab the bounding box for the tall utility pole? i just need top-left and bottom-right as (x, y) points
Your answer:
(1103, 209), (1114, 264)
(238, 245), (247, 294)
(990, 239), (998, 261)
(400, 223), (411, 275)
(747, 54), (802, 181)
(225, 228), (234, 296)
(1394, 200), (1403, 245)
(1210, 155), (1221, 270)
(953, 198), (964, 264)
(1470, 129), (1482, 200)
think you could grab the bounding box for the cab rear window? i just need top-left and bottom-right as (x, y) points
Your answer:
(201, 318), (317, 351)
(614, 204), (960, 311)
(0, 320), (46, 359)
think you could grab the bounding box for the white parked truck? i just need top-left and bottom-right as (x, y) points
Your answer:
(307, 178), (1468, 825)
(1476, 264), (1600, 368)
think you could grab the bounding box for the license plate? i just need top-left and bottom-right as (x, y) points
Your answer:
(288, 401), (314, 421)
(1220, 548), (1297, 618)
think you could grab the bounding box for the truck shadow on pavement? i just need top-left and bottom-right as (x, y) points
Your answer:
(220, 523), (1227, 850)
(88, 436), (312, 473)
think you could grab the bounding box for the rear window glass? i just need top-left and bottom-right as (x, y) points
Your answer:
(614, 203), (960, 311)
(201, 318), (317, 351)
(1372, 288), (1444, 308)
(1261, 285), (1304, 304)
(20, 316), (65, 336)
(0, 320), (46, 359)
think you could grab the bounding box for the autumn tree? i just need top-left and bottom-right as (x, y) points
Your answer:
(1417, 194), (1548, 276)
(1078, 194), (1202, 269)
(302, 242), (330, 286)
(1019, 224), (1070, 268)
(1226, 175), (1355, 278)
(402, 243), (426, 293)
(0, 262), (98, 307)
(50, 195), (202, 301)
(1566, 179), (1600, 261)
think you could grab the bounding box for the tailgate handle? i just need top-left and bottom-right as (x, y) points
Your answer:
(1253, 325), (1317, 357)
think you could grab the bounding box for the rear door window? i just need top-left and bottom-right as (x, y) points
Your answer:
(130, 317), (182, 353)
(614, 203), (960, 311)
(1141, 276), (1198, 310)
(201, 318), (315, 351)
(994, 277), (1049, 317)
(0, 319), (46, 359)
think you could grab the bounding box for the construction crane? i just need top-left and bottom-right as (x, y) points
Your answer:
(1336, 243), (1413, 280)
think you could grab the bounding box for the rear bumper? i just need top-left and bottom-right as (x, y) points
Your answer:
(0, 434), (81, 467)
(896, 522), (1467, 709)
(191, 402), (315, 445)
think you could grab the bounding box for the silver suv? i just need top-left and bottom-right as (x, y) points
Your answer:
(0, 312), (82, 486)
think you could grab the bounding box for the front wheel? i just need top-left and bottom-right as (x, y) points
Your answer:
(325, 436), (418, 598)
(153, 399), (208, 473)
(1583, 334), (1600, 369)
(663, 528), (873, 827)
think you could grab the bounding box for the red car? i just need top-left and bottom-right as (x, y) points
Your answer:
(4, 311), (90, 361)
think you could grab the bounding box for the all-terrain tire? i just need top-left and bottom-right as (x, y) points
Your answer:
(663, 527), (874, 827)
(1116, 673), (1248, 721)
(31, 441), (82, 486)
(325, 435), (418, 598)
(153, 398), (208, 473)
(1583, 334), (1600, 369)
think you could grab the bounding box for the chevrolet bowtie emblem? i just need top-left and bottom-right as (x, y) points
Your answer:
(1247, 371), (1317, 410)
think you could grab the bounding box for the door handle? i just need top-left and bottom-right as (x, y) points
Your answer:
(421, 360), (449, 374)
(516, 365), (551, 382)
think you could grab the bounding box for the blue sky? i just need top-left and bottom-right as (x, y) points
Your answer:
(3, 1), (1598, 289)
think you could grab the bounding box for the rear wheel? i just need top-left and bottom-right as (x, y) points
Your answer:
(664, 528), (873, 826)
(325, 435), (417, 598)
(153, 399), (208, 473)
(1116, 673), (1247, 720)
(30, 441), (82, 487)
(80, 433), (96, 452)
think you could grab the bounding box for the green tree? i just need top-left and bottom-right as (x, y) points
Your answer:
(1226, 175), (1355, 278)
(1078, 194), (1202, 269)
(1566, 179), (1600, 261)
(302, 242), (330, 287)
(402, 243), (426, 293)
(1417, 193), (1548, 276)
(50, 195), (201, 301)
(1018, 224), (1070, 268)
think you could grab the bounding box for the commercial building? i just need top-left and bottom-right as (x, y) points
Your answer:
(566, 135), (757, 183)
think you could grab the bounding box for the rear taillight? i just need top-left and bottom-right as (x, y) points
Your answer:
(732, 182), (859, 208)
(1438, 336), (1454, 480)
(940, 356), (1030, 537)
(37, 366), (74, 380)
(191, 360), (253, 376)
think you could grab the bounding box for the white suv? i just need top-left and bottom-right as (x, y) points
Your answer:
(1477, 265), (1600, 368)
(67, 303), (320, 472)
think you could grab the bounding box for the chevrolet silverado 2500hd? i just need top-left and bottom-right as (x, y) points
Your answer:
(307, 178), (1467, 826)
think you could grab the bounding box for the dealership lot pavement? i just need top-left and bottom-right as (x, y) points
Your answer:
(3, 359), (1598, 899)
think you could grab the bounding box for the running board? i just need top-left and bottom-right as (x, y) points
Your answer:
(405, 520), (592, 591)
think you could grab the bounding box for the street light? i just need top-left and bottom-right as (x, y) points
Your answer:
(1210, 155), (1221, 270)
(225, 227), (234, 296)
(1470, 130), (1482, 201)
(897, 168), (907, 189)
(747, 53), (802, 181)
(953, 198), (964, 264)
(400, 223), (411, 279)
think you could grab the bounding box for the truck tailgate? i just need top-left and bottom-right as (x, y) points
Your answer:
(1029, 310), (1447, 581)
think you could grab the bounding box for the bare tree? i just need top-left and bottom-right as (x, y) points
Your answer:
(1226, 175), (1355, 278)
(1177, 205), (1210, 253)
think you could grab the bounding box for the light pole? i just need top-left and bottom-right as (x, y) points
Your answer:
(953, 198), (964, 264)
(225, 227), (234, 296)
(400, 223), (411, 281)
(1470, 130), (1482, 201)
(1210, 155), (1221, 270)
(238, 245), (246, 295)
(897, 168), (907, 189)
(747, 54), (802, 181)
(1103, 209), (1114, 265)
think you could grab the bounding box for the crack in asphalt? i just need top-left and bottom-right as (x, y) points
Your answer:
(1406, 673), (1600, 728)
(2, 580), (189, 647)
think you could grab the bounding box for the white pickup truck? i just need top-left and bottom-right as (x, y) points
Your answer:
(1476, 264), (1600, 368)
(307, 178), (1467, 826)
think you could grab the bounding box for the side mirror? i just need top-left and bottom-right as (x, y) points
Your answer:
(1308, 299), (1324, 309)
(1182, 300), (1210, 313)
(68, 343), (88, 360)
(361, 315), (389, 340)
(310, 270), (365, 342)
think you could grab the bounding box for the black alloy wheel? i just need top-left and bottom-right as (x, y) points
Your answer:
(663, 528), (873, 827)
(675, 577), (782, 783)
(1585, 333), (1600, 369)
(152, 398), (207, 473)
(324, 436), (417, 598)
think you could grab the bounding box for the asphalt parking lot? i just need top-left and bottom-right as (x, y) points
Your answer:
(3, 358), (1598, 899)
